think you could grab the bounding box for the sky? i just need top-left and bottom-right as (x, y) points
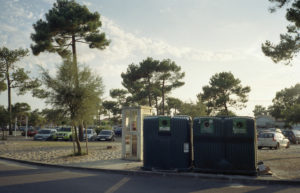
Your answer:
(0, 0), (299, 116)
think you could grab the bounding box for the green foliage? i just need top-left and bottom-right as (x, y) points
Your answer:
(0, 105), (9, 127)
(178, 100), (207, 118)
(102, 100), (119, 116)
(155, 59), (185, 114)
(269, 83), (300, 123)
(12, 102), (31, 118)
(37, 60), (104, 125)
(216, 110), (236, 117)
(42, 108), (70, 126)
(28, 109), (46, 127)
(121, 57), (159, 107)
(253, 105), (268, 117)
(0, 46), (39, 135)
(166, 97), (182, 115)
(0, 73), (6, 92)
(262, 0), (300, 65)
(198, 72), (250, 116)
(31, 0), (110, 57)
(121, 57), (185, 114)
(31, 0), (110, 153)
(110, 88), (128, 106)
(0, 47), (39, 95)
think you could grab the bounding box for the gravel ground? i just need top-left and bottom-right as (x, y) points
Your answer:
(0, 135), (122, 165)
(257, 144), (300, 180)
(1, 134), (300, 180)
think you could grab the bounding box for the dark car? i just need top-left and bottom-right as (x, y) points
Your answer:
(282, 130), (297, 144)
(97, 130), (115, 141)
(22, 128), (38, 137)
(113, 127), (122, 137)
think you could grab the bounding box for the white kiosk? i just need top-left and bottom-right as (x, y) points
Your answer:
(122, 106), (153, 161)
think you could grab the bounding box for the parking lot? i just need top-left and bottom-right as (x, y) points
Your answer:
(0, 133), (300, 180)
(257, 144), (300, 180)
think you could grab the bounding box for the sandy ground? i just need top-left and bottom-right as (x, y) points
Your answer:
(257, 144), (300, 180)
(0, 135), (122, 165)
(0, 134), (300, 180)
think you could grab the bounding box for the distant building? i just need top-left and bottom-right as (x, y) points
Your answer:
(255, 115), (285, 129)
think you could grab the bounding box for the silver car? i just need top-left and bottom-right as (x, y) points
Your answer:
(83, 129), (97, 141)
(34, 129), (57, 141)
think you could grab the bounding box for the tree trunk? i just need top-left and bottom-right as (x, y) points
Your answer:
(155, 96), (159, 115)
(147, 77), (152, 107)
(84, 121), (88, 155)
(224, 103), (229, 116)
(73, 125), (81, 155)
(6, 70), (12, 135)
(79, 122), (83, 141)
(161, 79), (165, 115)
(72, 35), (79, 85)
(71, 34), (82, 154)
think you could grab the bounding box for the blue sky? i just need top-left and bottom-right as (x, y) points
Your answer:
(0, 0), (299, 116)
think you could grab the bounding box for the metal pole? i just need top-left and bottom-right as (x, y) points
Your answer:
(26, 116), (28, 139)
(14, 117), (17, 137)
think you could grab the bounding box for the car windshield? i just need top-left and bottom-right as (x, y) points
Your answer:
(100, 130), (112, 135)
(38, 130), (51, 134)
(59, 127), (71, 132)
(258, 133), (274, 138)
(85, 130), (92, 134)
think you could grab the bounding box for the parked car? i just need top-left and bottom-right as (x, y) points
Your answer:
(55, 127), (73, 141)
(113, 127), (122, 137)
(83, 129), (97, 141)
(258, 132), (290, 149)
(292, 130), (300, 144)
(34, 129), (57, 141)
(282, 130), (297, 144)
(97, 130), (115, 141)
(22, 128), (38, 137)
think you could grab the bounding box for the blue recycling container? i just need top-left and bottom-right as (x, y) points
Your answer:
(143, 116), (192, 171)
(223, 117), (257, 175)
(193, 117), (226, 172)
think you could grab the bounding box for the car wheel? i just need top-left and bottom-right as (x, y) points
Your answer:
(258, 146), (262, 149)
(286, 142), (290, 148)
(69, 136), (72, 141)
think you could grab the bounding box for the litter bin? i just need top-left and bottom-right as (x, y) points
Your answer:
(224, 117), (257, 175)
(193, 117), (227, 172)
(143, 116), (192, 171)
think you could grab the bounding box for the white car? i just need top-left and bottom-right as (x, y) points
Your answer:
(258, 132), (290, 149)
(83, 129), (97, 141)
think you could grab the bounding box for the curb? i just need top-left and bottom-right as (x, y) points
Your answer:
(1, 156), (300, 186)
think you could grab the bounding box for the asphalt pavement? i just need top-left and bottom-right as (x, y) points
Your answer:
(0, 159), (300, 193)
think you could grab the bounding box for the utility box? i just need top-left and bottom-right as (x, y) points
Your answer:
(122, 106), (153, 161)
(143, 116), (192, 171)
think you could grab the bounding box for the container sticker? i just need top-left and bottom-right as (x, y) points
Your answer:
(233, 120), (247, 134)
(159, 117), (171, 132)
(200, 119), (214, 134)
(184, 143), (189, 153)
